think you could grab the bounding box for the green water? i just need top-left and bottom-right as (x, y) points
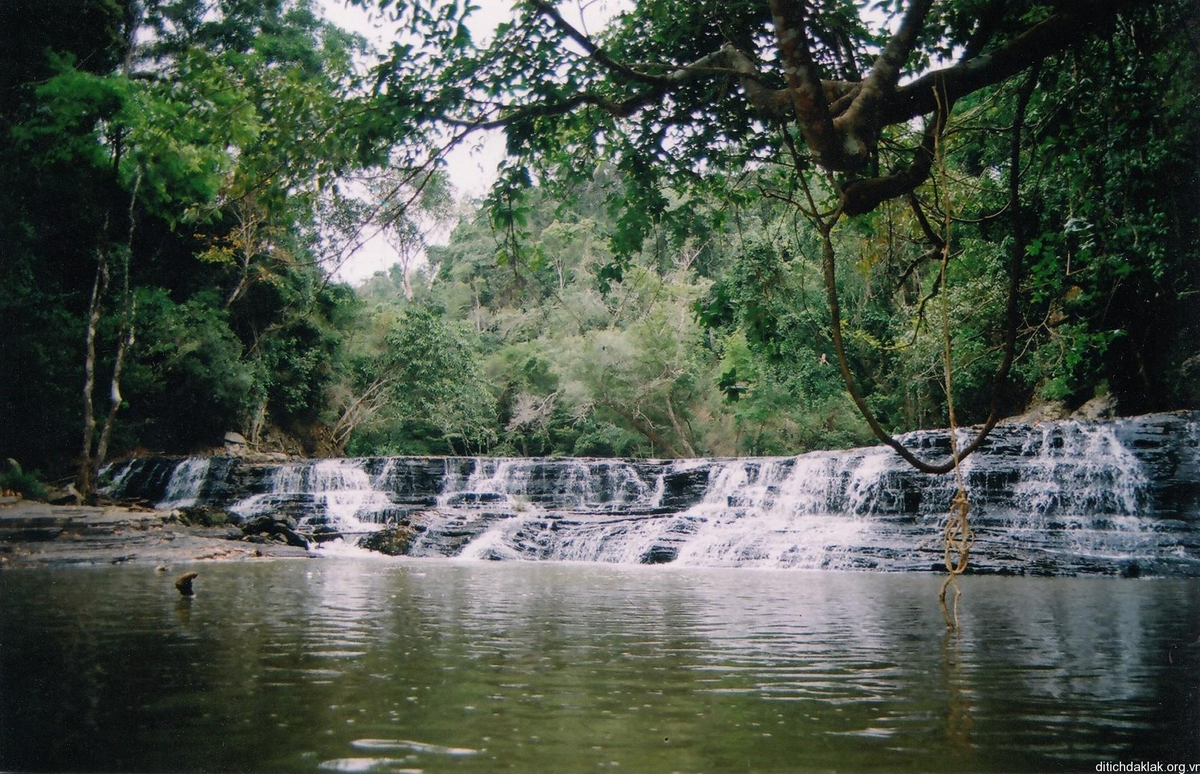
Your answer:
(1, 558), (1197, 772)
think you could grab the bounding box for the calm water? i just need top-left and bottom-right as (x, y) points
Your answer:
(1, 557), (1197, 772)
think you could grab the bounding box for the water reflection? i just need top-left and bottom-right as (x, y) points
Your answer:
(1, 560), (1197, 772)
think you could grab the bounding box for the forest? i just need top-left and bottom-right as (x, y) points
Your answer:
(1, 0), (1197, 498)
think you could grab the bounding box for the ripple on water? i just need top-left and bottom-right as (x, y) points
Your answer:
(317, 758), (420, 772)
(350, 739), (480, 756)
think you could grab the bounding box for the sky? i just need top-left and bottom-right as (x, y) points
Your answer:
(319, 0), (624, 282)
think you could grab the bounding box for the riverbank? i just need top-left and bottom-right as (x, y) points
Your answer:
(0, 497), (313, 570)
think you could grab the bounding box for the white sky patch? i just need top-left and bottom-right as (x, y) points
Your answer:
(319, 0), (624, 283)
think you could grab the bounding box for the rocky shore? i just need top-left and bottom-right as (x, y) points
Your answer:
(0, 497), (315, 570)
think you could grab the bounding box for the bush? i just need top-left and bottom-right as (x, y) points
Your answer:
(0, 468), (48, 500)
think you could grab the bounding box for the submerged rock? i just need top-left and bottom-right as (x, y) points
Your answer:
(175, 571), (197, 596)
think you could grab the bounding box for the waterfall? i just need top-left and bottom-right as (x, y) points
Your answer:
(99, 413), (1200, 576)
(157, 458), (213, 509)
(669, 453), (885, 570)
(1013, 424), (1147, 517)
(230, 459), (399, 536)
(999, 423), (1155, 563)
(435, 458), (665, 511)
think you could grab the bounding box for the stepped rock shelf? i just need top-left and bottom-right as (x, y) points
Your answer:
(104, 413), (1200, 576)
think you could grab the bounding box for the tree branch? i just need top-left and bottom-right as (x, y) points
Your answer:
(841, 85), (952, 216)
(528, 0), (672, 86)
(768, 0), (846, 169)
(835, 0), (935, 139)
(880, 1), (1135, 127)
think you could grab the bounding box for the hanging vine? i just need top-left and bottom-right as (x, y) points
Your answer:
(804, 67), (1040, 478)
(933, 83), (974, 629)
(791, 68), (1040, 624)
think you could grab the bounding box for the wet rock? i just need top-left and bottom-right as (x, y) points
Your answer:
(241, 515), (309, 549)
(175, 571), (198, 596)
(639, 544), (678, 564)
(357, 525), (419, 556)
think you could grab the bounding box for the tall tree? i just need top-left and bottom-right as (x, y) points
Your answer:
(363, 0), (1191, 471)
(0, 0), (405, 484)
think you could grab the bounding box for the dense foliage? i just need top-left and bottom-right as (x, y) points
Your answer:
(0, 1), (1196, 486)
(0, 0), (381, 483)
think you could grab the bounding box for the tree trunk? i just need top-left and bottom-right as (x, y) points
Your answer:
(76, 256), (109, 500)
(79, 171), (140, 500)
(95, 322), (133, 471)
(664, 395), (697, 457)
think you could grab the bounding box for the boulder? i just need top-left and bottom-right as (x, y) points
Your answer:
(241, 515), (309, 549)
(1012, 401), (1069, 423)
(1074, 392), (1118, 420)
(224, 431), (248, 456)
(174, 506), (231, 527)
(358, 524), (419, 556)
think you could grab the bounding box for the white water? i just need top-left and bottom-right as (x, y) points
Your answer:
(103, 416), (1192, 573)
(157, 458), (213, 509)
(437, 458), (664, 511)
(669, 453), (884, 569)
(429, 423), (1162, 571)
(1014, 424), (1147, 517)
(1003, 424), (1154, 560)
(231, 459), (395, 534)
(441, 451), (898, 568)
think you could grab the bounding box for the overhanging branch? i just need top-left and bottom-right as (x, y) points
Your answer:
(880, 0), (1135, 127)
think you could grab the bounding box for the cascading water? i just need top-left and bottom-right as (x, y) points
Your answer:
(100, 413), (1200, 576)
(230, 459), (401, 536)
(412, 458), (671, 561)
(435, 458), (665, 511)
(156, 458), (213, 509)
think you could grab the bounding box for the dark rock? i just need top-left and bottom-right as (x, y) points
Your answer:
(175, 571), (198, 596)
(0, 527), (64, 542)
(640, 545), (678, 564)
(241, 515), (309, 549)
(357, 525), (419, 556)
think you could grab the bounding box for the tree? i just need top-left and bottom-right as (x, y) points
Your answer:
(344, 307), (497, 456)
(364, 0), (1191, 471)
(0, 0), (404, 482)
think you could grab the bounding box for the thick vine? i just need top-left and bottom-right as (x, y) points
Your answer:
(811, 68), (1040, 475)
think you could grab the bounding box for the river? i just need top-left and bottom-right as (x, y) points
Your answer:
(2, 557), (1197, 771)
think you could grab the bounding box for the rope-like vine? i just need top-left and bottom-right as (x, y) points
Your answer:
(797, 69), (1039, 625)
(812, 67), (1040, 476)
(933, 84), (974, 629)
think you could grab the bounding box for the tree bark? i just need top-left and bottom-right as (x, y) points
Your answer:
(95, 171), (141, 474)
(76, 254), (109, 499)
